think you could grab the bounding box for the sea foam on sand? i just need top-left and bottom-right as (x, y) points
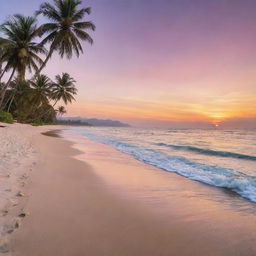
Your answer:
(0, 123), (37, 254)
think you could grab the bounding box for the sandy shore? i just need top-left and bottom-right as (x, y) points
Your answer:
(0, 123), (63, 254)
(0, 125), (254, 255)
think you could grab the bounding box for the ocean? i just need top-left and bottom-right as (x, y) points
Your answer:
(68, 127), (256, 203)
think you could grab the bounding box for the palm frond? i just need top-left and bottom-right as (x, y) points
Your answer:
(73, 7), (91, 22)
(0, 14), (45, 80)
(73, 21), (95, 31)
(73, 29), (93, 44)
(36, 2), (61, 22)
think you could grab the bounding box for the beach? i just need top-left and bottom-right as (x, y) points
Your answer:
(1, 0), (256, 254)
(0, 123), (52, 254)
(0, 124), (253, 255)
(1, 0), (256, 255)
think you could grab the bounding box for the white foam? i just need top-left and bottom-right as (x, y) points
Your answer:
(73, 129), (256, 203)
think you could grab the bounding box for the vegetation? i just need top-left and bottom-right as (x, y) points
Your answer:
(0, 0), (95, 124)
(0, 111), (13, 123)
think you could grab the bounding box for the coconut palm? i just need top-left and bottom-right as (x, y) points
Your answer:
(36, 0), (95, 74)
(51, 72), (77, 105)
(57, 105), (66, 117)
(0, 15), (46, 81)
(29, 74), (52, 106)
(0, 15), (46, 108)
(35, 72), (76, 121)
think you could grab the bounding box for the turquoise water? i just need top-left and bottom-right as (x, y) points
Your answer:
(69, 127), (256, 203)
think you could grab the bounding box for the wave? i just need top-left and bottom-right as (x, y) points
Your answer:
(72, 130), (256, 203)
(155, 143), (256, 161)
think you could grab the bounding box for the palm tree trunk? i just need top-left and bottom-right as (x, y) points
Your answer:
(0, 68), (16, 110)
(7, 91), (16, 113)
(18, 67), (26, 83)
(35, 48), (54, 77)
(2, 89), (15, 110)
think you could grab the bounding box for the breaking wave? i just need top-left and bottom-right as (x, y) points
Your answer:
(155, 143), (256, 161)
(73, 130), (256, 203)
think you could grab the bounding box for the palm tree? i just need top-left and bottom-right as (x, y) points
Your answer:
(0, 15), (46, 108)
(57, 105), (66, 117)
(29, 74), (52, 106)
(36, 0), (95, 75)
(0, 15), (46, 81)
(51, 72), (77, 106)
(35, 72), (76, 121)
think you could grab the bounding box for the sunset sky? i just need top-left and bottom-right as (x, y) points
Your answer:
(1, 0), (256, 127)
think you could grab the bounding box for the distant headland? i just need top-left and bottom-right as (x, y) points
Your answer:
(57, 117), (131, 127)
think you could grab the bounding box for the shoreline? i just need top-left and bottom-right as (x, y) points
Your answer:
(7, 126), (256, 255)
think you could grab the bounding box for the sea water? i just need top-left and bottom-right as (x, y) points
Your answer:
(68, 127), (256, 203)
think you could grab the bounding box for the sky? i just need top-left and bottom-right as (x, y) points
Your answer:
(1, 0), (256, 128)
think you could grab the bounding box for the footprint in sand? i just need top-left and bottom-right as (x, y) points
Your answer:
(1, 210), (8, 217)
(16, 192), (24, 197)
(18, 212), (27, 218)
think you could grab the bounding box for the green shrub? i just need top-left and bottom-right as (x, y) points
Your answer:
(14, 110), (29, 123)
(0, 111), (13, 124)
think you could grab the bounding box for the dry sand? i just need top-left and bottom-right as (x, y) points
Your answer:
(0, 123), (63, 255)
(0, 125), (254, 255)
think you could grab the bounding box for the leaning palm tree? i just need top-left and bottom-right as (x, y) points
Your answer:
(51, 72), (77, 106)
(57, 105), (67, 117)
(0, 15), (46, 108)
(36, 0), (95, 74)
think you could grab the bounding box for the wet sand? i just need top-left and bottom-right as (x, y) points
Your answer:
(11, 129), (256, 256)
